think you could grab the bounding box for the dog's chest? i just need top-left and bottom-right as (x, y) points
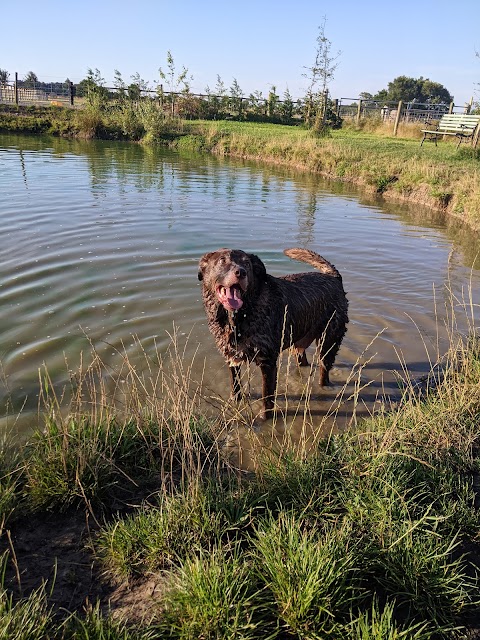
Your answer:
(225, 310), (253, 357)
(219, 308), (276, 364)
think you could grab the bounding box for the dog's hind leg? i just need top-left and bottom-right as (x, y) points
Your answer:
(229, 365), (242, 401)
(316, 336), (341, 387)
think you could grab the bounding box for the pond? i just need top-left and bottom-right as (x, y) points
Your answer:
(1, 133), (479, 460)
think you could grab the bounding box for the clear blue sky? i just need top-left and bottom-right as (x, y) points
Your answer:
(2, 0), (479, 106)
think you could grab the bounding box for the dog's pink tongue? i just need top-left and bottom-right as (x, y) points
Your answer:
(220, 286), (243, 310)
(227, 286), (243, 310)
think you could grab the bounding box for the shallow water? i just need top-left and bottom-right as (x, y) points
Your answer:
(1, 133), (479, 460)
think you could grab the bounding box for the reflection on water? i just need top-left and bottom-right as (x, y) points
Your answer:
(1, 133), (480, 462)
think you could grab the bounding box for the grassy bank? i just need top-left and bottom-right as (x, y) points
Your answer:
(1, 103), (480, 229)
(1, 329), (480, 638)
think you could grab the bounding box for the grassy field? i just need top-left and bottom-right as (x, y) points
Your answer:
(1, 103), (480, 638)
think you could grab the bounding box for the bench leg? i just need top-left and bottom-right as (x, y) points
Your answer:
(420, 133), (439, 148)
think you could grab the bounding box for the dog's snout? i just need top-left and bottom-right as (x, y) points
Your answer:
(235, 266), (247, 279)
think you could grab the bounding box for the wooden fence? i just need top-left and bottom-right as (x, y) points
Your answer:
(0, 74), (74, 106)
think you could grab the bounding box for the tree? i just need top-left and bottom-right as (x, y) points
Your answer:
(280, 87), (294, 122)
(229, 78), (243, 117)
(113, 69), (127, 100)
(77, 68), (109, 107)
(475, 51), (480, 110)
(371, 76), (453, 104)
(128, 72), (149, 101)
(248, 90), (265, 118)
(207, 75), (228, 118)
(267, 85), (279, 118)
(373, 89), (388, 102)
(420, 79), (452, 104)
(158, 51), (192, 116)
(302, 17), (341, 129)
(0, 69), (9, 86)
(23, 71), (39, 88)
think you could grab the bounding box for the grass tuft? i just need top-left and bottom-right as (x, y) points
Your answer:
(159, 545), (270, 640)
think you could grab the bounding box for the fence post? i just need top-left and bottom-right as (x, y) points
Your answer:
(159, 83), (164, 111)
(356, 99), (363, 124)
(448, 101), (454, 114)
(69, 81), (74, 106)
(14, 72), (18, 105)
(393, 100), (403, 136)
(333, 99), (339, 117)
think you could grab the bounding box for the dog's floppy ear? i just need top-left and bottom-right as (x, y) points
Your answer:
(248, 253), (267, 281)
(198, 252), (215, 281)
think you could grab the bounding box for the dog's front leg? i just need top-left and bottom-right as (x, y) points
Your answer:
(260, 363), (277, 420)
(229, 365), (242, 401)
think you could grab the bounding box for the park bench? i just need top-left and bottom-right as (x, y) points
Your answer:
(420, 113), (480, 149)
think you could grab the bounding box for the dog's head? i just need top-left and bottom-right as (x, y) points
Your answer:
(198, 248), (266, 312)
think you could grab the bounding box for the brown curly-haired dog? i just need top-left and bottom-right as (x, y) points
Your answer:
(198, 248), (348, 420)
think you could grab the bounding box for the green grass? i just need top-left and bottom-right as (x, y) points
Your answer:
(158, 545), (269, 640)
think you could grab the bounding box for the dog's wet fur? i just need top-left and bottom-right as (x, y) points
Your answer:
(198, 248), (348, 420)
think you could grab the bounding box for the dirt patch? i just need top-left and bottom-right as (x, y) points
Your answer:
(2, 511), (104, 612)
(0, 510), (164, 623)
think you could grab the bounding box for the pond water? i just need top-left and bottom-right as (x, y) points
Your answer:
(1, 133), (480, 459)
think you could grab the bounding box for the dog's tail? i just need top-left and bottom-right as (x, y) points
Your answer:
(284, 248), (341, 278)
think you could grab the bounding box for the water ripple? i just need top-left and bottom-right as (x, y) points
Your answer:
(1, 134), (479, 429)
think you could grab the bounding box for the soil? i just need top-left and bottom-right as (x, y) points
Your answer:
(0, 509), (165, 625)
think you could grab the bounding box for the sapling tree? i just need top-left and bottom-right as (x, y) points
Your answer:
(128, 72), (149, 101)
(281, 87), (294, 122)
(474, 51), (480, 110)
(113, 69), (127, 101)
(248, 90), (265, 118)
(81, 68), (109, 108)
(214, 75), (228, 117)
(230, 78), (243, 118)
(158, 51), (192, 116)
(267, 85), (279, 118)
(303, 17), (341, 130)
